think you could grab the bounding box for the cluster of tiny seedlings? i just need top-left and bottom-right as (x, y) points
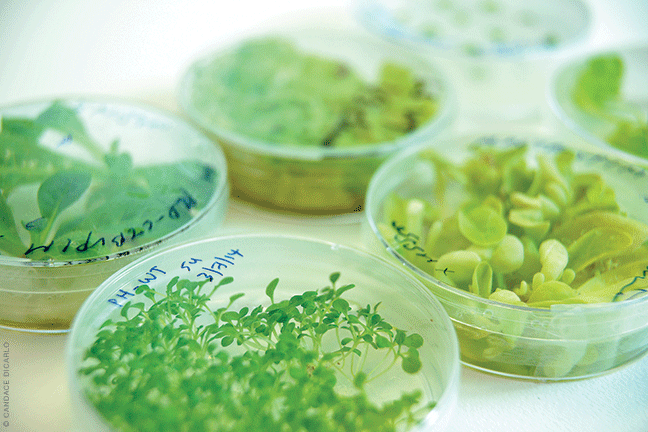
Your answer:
(79, 272), (433, 432)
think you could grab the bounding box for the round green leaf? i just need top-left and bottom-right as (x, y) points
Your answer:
(403, 333), (424, 349)
(490, 235), (525, 274)
(332, 298), (350, 313)
(375, 335), (391, 348)
(401, 354), (422, 374)
(458, 203), (507, 247)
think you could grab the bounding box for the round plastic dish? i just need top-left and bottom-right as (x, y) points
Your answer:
(364, 129), (648, 380)
(178, 25), (453, 215)
(549, 44), (648, 165)
(356, 0), (591, 120)
(66, 234), (460, 432)
(0, 99), (229, 332)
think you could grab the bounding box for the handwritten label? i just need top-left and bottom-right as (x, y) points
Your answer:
(73, 102), (172, 131)
(391, 221), (435, 261)
(57, 134), (73, 147)
(181, 249), (244, 282)
(389, 221), (455, 277)
(21, 189), (197, 258)
(106, 248), (244, 308)
(613, 265), (648, 301)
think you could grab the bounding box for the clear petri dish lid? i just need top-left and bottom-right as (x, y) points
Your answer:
(549, 44), (648, 165)
(178, 24), (455, 161)
(0, 98), (229, 266)
(356, 0), (592, 60)
(364, 128), (648, 379)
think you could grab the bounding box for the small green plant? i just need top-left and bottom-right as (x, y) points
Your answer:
(79, 273), (434, 432)
(572, 54), (648, 159)
(0, 101), (216, 260)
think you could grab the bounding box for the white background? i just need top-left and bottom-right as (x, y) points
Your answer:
(1, 1), (648, 431)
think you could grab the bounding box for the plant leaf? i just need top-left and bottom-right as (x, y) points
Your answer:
(265, 277), (279, 303)
(37, 170), (92, 220)
(375, 335), (391, 348)
(403, 334), (424, 349)
(401, 353), (422, 374)
(0, 119), (93, 196)
(329, 272), (340, 284)
(1, 116), (45, 143)
(34, 100), (103, 159)
(458, 202), (507, 247)
(0, 193), (26, 255)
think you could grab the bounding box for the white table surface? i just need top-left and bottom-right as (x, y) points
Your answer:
(1, 1), (648, 431)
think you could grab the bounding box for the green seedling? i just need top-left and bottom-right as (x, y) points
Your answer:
(79, 273), (434, 432)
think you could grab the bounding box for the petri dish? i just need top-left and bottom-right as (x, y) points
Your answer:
(0, 98), (229, 332)
(357, 0), (592, 120)
(67, 234), (461, 431)
(364, 128), (648, 380)
(549, 44), (648, 166)
(178, 24), (454, 215)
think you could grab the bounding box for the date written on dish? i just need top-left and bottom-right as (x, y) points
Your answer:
(19, 189), (198, 258)
(107, 247), (244, 308)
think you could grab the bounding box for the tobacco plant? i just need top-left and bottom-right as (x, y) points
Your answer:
(0, 101), (216, 261)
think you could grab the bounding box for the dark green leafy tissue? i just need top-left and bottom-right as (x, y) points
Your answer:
(190, 38), (438, 148)
(79, 274), (434, 432)
(0, 101), (217, 260)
